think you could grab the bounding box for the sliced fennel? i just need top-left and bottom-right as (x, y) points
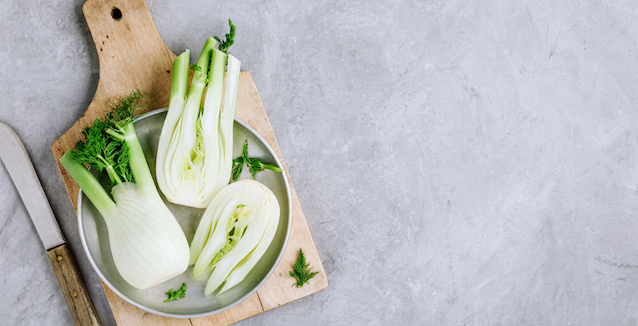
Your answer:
(189, 179), (280, 295)
(156, 28), (241, 208)
(60, 92), (190, 290)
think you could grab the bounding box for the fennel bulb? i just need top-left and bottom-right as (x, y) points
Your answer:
(156, 27), (241, 208)
(60, 92), (190, 290)
(189, 179), (280, 295)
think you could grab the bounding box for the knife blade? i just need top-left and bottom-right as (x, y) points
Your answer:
(0, 121), (102, 326)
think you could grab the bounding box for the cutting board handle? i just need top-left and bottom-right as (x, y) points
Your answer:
(82, 0), (176, 118)
(52, 0), (179, 209)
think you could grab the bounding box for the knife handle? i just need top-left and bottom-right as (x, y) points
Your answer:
(47, 243), (102, 326)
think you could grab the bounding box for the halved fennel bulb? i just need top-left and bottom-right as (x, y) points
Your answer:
(156, 38), (241, 208)
(189, 179), (280, 295)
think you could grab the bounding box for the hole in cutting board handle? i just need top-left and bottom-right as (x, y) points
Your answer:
(111, 7), (122, 20)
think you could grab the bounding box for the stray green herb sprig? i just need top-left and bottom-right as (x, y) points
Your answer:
(231, 140), (283, 182)
(290, 248), (319, 287)
(164, 283), (187, 303)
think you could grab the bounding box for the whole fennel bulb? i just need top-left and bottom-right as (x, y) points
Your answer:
(60, 92), (189, 289)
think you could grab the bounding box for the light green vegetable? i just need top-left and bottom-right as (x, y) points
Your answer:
(60, 92), (190, 290)
(189, 179), (280, 295)
(156, 21), (241, 208)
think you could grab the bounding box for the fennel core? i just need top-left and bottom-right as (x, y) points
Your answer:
(209, 204), (250, 267)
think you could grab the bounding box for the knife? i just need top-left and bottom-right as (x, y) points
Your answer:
(0, 121), (102, 326)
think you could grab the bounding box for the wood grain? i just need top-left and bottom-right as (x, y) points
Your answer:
(47, 243), (103, 326)
(51, 0), (328, 324)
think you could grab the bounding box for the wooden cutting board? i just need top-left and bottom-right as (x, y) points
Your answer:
(50, 0), (328, 324)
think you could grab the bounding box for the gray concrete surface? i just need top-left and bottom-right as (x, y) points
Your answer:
(2, 0), (638, 325)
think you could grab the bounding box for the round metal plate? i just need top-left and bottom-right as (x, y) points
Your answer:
(77, 108), (292, 318)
